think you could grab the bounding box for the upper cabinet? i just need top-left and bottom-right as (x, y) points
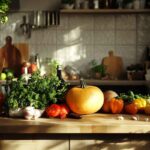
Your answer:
(10, 0), (61, 11)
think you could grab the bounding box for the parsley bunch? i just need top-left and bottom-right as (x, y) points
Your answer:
(5, 72), (68, 110)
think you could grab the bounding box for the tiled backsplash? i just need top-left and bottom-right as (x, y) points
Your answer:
(0, 13), (150, 75)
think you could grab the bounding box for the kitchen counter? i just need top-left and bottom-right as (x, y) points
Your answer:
(0, 114), (150, 134)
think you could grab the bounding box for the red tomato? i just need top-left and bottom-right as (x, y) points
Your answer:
(59, 104), (70, 119)
(125, 103), (138, 115)
(28, 63), (38, 74)
(46, 104), (61, 118)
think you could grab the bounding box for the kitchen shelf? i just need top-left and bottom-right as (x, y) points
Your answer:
(1, 79), (150, 87)
(60, 9), (150, 14)
(0, 80), (149, 86)
(66, 79), (150, 86)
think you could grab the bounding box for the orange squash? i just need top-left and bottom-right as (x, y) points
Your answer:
(66, 79), (104, 115)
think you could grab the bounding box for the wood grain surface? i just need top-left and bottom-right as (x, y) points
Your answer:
(102, 51), (124, 80)
(0, 114), (150, 134)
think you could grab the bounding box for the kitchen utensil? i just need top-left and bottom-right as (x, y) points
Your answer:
(49, 11), (60, 26)
(102, 51), (124, 80)
(29, 10), (60, 28)
(20, 15), (31, 38)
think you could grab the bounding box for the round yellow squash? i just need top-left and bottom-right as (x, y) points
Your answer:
(66, 79), (104, 115)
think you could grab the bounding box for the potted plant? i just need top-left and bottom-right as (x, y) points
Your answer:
(89, 59), (106, 79)
(61, 0), (75, 9)
(0, 0), (11, 23)
(122, 0), (133, 8)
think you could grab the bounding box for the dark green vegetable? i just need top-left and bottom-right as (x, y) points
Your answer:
(119, 91), (150, 104)
(5, 71), (68, 110)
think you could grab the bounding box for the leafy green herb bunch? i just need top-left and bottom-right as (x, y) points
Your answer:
(5, 71), (68, 110)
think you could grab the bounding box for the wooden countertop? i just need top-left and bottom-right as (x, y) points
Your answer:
(0, 114), (150, 134)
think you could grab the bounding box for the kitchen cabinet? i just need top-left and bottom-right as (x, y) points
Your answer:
(0, 114), (150, 150)
(0, 140), (69, 150)
(70, 139), (150, 150)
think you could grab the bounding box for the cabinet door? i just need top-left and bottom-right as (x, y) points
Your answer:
(70, 139), (150, 150)
(0, 140), (69, 150)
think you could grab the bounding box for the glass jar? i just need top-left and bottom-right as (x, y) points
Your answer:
(133, 0), (140, 9)
(93, 0), (99, 9)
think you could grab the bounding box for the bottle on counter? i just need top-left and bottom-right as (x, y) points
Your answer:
(146, 46), (150, 61)
(57, 65), (64, 82)
(146, 0), (150, 8)
(133, 0), (140, 9)
(93, 0), (99, 9)
(140, 0), (146, 9)
(35, 53), (40, 70)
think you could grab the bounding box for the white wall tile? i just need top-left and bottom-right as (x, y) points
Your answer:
(68, 14), (94, 30)
(116, 14), (136, 30)
(116, 30), (136, 45)
(94, 31), (115, 45)
(30, 44), (57, 60)
(137, 14), (150, 30)
(56, 45), (69, 65)
(137, 30), (150, 45)
(136, 46), (147, 63)
(68, 30), (94, 45)
(1, 12), (150, 74)
(65, 44), (94, 76)
(94, 45), (115, 63)
(57, 30), (69, 45)
(94, 14), (115, 30)
(57, 14), (68, 30)
(116, 45), (137, 68)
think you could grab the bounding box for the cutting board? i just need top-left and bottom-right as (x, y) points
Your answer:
(14, 43), (29, 63)
(102, 51), (124, 79)
(0, 43), (29, 75)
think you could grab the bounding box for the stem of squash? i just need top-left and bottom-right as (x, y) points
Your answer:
(80, 78), (86, 88)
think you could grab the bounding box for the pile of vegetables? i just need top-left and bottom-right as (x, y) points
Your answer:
(102, 90), (150, 115)
(1, 72), (150, 119)
(4, 71), (68, 111)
